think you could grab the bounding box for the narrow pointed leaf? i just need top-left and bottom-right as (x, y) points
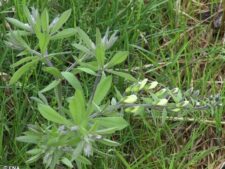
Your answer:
(41, 8), (49, 33)
(40, 80), (60, 93)
(75, 27), (94, 49)
(38, 104), (71, 125)
(61, 72), (82, 91)
(16, 135), (40, 143)
(76, 67), (97, 76)
(93, 117), (128, 131)
(42, 67), (62, 78)
(99, 138), (120, 146)
(72, 43), (92, 55)
(51, 28), (76, 40)
(108, 70), (136, 82)
(11, 56), (37, 68)
(106, 51), (129, 68)
(69, 89), (87, 126)
(6, 17), (31, 32)
(77, 155), (92, 165)
(61, 157), (73, 168)
(26, 153), (42, 164)
(93, 76), (112, 106)
(9, 60), (38, 85)
(95, 28), (105, 66)
(23, 6), (35, 27)
(50, 9), (72, 34)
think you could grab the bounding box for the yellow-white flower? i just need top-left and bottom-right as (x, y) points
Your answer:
(156, 99), (168, 106)
(123, 94), (137, 103)
(172, 108), (180, 112)
(139, 79), (148, 90)
(182, 100), (189, 107)
(149, 81), (158, 89)
(171, 87), (179, 93)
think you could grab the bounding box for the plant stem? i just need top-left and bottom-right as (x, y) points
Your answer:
(65, 54), (92, 72)
(220, 0), (225, 34)
(89, 70), (102, 103)
(108, 103), (209, 111)
(151, 116), (225, 125)
(90, 103), (210, 118)
(43, 51), (63, 113)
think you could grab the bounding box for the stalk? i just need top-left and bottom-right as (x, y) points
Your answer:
(44, 51), (63, 113)
(220, 0), (225, 34)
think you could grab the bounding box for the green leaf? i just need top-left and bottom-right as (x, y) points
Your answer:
(99, 138), (120, 146)
(33, 12), (42, 37)
(51, 28), (76, 40)
(75, 27), (94, 49)
(93, 117), (128, 132)
(108, 70), (136, 82)
(23, 6), (35, 27)
(93, 76), (112, 106)
(38, 93), (48, 104)
(69, 89), (87, 126)
(114, 86), (123, 100)
(50, 9), (72, 34)
(95, 45), (105, 67)
(42, 67), (62, 78)
(30, 96), (45, 104)
(61, 72), (82, 91)
(95, 28), (105, 67)
(6, 17), (31, 32)
(61, 157), (73, 168)
(9, 32), (30, 49)
(77, 155), (92, 165)
(39, 80), (60, 93)
(38, 33), (50, 54)
(41, 8), (49, 33)
(96, 28), (102, 46)
(161, 108), (167, 124)
(7, 30), (32, 36)
(78, 61), (98, 72)
(9, 60), (38, 85)
(11, 56), (37, 68)
(95, 127), (118, 135)
(27, 149), (42, 155)
(16, 135), (40, 143)
(38, 104), (71, 125)
(72, 43), (92, 55)
(76, 67), (97, 76)
(17, 50), (30, 57)
(106, 51), (129, 68)
(72, 142), (84, 161)
(26, 153), (42, 164)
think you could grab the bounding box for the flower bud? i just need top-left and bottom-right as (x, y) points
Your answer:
(123, 94), (137, 103)
(84, 143), (92, 157)
(70, 126), (79, 131)
(125, 107), (133, 113)
(125, 86), (132, 93)
(148, 81), (158, 89)
(172, 108), (180, 112)
(181, 100), (189, 107)
(139, 79), (148, 90)
(111, 97), (117, 105)
(156, 99), (168, 106)
(171, 87), (179, 94)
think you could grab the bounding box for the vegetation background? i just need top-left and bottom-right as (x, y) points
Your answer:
(0, 0), (225, 168)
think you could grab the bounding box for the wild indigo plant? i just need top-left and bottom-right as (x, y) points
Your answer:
(5, 7), (222, 169)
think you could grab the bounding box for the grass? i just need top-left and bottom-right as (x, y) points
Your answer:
(1, 0), (225, 168)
